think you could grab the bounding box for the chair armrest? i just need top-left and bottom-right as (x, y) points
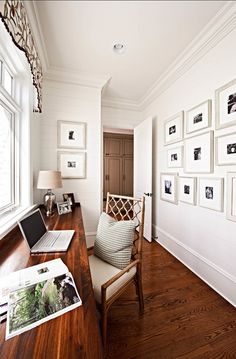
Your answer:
(87, 247), (94, 256)
(102, 259), (139, 290)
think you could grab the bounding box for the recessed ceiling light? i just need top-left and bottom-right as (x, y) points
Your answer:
(113, 43), (126, 54)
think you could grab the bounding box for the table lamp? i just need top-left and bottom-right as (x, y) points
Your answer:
(37, 170), (62, 216)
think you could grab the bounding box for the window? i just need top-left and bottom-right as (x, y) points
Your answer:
(0, 57), (19, 215)
(0, 103), (15, 211)
(3, 66), (13, 95)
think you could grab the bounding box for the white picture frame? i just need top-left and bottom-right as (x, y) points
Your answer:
(178, 177), (197, 205)
(198, 177), (224, 212)
(184, 131), (214, 173)
(226, 172), (236, 222)
(215, 79), (236, 129)
(215, 132), (236, 166)
(57, 201), (72, 215)
(58, 121), (86, 149)
(186, 100), (211, 134)
(164, 111), (183, 146)
(58, 151), (86, 179)
(160, 172), (178, 204)
(167, 146), (183, 168)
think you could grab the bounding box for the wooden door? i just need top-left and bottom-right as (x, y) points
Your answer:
(123, 139), (133, 157)
(104, 157), (122, 197)
(104, 138), (122, 156)
(123, 157), (133, 196)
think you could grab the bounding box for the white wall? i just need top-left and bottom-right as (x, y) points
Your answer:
(32, 112), (41, 204)
(143, 28), (236, 306)
(38, 80), (102, 243)
(102, 105), (142, 130)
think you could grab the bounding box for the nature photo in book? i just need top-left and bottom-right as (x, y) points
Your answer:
(7, 272), (81, 339)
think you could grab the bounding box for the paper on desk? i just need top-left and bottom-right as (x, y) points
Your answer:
(6, 270), (82, 340)
(0, 258), (68, 306)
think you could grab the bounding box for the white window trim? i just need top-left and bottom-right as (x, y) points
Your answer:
(0, 20), (35, 240)
(0, 205), (38, 240)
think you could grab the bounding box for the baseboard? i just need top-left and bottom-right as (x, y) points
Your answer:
(85, 232), (96, 249)
(153, 224), (236, 307)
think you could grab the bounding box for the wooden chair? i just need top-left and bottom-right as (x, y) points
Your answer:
(88, 192), (145, 346)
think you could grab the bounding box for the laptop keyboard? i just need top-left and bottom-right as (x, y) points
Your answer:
(40, 232), (59, 247)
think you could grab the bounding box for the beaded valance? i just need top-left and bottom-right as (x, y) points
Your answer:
(0, 0), (42, 112)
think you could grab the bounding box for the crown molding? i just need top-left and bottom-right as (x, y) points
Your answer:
(23, 0), (50, 72)
(44, 66), (111, 89)
(24, 1), (111, 89)
(24, 1), (236, 111)
(139, 1), (236, 110)
(102, 96), (141, 111)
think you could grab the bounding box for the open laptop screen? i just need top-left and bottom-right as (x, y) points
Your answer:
(19, 210), (47, 249)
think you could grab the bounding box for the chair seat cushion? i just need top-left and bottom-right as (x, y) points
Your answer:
(89, 254), (136, 303)
(93, 212), (136, 270)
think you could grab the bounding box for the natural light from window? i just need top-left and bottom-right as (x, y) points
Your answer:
(0, 103), (14, 212)
(3, 66), (13, 95)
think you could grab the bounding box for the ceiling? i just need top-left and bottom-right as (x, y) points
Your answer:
(34, 1), (226, 104)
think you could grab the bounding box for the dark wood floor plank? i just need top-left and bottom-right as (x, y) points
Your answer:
(106, 240), (236, 358)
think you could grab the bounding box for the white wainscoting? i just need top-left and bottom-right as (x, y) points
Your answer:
(153, 224), (236, 307)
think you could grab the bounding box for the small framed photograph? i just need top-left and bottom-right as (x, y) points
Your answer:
(216, 132), (236, 166)
(178, 177), (197, 205)
(58, 152), (86, 179)
(215, 79), (236, 129)
(63, 193), (75, 207)
(226, 172), (236, 222)
(186, 100), (211, 134)
(199, 177), (224, 212)
(167, 146), (183, 168)
(184, 131), (214, 173)
(160, 172), (178, 204)
(164, 111), (183, 146)
(57, 201), (72, 215)
(58, 121), (86, 149)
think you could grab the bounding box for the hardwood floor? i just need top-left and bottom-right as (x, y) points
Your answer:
(106, 240), (236, 358)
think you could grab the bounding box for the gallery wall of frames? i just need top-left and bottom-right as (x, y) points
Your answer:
(57, 120), (87, 179)
(160, 78), (236, 222)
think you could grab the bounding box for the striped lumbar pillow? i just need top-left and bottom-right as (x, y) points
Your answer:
(94, 212), (136, 270)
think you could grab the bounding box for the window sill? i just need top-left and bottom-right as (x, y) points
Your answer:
(0, 205), (38, 240)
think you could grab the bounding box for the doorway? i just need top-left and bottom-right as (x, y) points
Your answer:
(103, 132), (133, 200)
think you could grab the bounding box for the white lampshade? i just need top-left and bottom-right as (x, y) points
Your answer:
(37, 170), (62, 189)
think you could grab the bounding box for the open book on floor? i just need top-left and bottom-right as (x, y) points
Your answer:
(0, 259), (82, 340)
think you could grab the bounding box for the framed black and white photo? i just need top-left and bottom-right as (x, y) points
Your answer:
(186, 100), (211, 134)
(164, 112), (183, 146)
(226, 172), (236, 222)
(216, 132), (236, 166)
(199, 177), (224, 212)
(215, 79), (236, 129)
(160, 172), (178, 204)
(167, 146), (183, 168)
(57, 201), (72, 215)
(178, 177), (196, 205)
(58, 121), (86, 149)
(58, 152), (86, 179)
(184, 131), (214, 173)
(63, 193), (75, 207)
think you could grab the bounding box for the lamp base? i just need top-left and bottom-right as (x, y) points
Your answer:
(44, 190), (56, 216)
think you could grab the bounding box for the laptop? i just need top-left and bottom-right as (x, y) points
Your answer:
(18, 208), (75, 253)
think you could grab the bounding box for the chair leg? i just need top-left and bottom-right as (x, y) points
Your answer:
(102, 306), (108, 348)
(135, 271), (144, 314)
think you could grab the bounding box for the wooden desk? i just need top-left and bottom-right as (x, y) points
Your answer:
(0, 205), (103, 359)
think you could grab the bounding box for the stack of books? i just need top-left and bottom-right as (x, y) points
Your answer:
(0, 259), (82, 340)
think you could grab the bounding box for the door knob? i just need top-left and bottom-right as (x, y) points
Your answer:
(144, 192), (152, 197)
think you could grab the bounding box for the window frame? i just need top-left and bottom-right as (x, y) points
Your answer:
(0, 59), (20, 216)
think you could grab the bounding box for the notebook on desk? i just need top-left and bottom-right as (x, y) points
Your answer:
(18, 208), (74, 253)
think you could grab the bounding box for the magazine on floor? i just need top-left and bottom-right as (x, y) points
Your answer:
(0, 259), (82, 340)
